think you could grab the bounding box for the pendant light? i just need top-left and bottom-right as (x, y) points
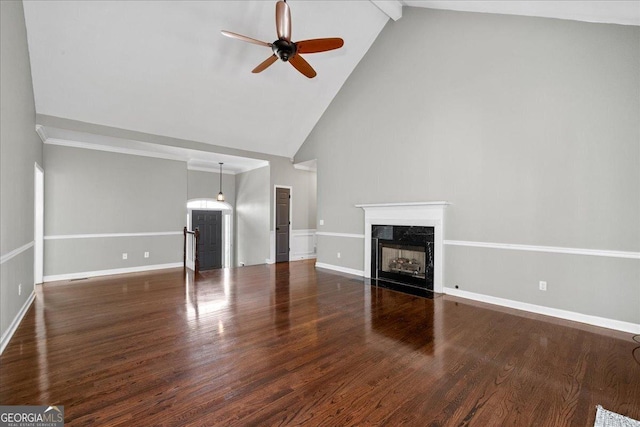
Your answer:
(217, 162), (225, 202)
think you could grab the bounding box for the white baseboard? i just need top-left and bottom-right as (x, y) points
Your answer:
(265, 254), (316, 264)
(44, 262), (182, 283)
(315, 262), (364, 277)
(443, 287), (640, 334)
(0, 291), (36, 355)
(290, 253), (317, 261)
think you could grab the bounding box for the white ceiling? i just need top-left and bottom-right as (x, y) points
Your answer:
(22, 1), (639, 162)
(23, 1), (388, 159)
(405, 1), (640, 26)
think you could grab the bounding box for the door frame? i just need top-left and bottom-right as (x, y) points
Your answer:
(191, 209), (223, 270)
(186, 199), (233, 269)
(272, 185), (292, 264)
(34, 162), (44, 285)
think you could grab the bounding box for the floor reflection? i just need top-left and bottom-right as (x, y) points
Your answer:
(370, 285), (435, 353)
(184, 268), (231, 323)
(274, 263), (291, 334)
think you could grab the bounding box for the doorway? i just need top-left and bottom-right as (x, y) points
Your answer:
(275, 187), (290, 263)
(192, 210), (222, 270)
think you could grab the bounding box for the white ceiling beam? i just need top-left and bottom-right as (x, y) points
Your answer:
(370, 0), (403, 21)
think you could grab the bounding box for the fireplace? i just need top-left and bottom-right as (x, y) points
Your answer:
(357, 202), (449, 294)
(372, 225), (434, 290)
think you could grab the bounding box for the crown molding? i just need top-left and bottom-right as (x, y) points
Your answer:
(44, 137), (185, 163)
(187, 163), (237, 175)
(35, 125), (47, 143)
(36, 125), (270, 174)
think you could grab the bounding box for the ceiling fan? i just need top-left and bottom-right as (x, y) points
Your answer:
(221, 0), (344, 79)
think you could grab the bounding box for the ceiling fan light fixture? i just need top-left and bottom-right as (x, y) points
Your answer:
(272, 39), (296, 62)
(217, 162), (225, 202)
(221, 0), (344, 78)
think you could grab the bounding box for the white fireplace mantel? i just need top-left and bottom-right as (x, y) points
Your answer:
(356, 201), (449, 293)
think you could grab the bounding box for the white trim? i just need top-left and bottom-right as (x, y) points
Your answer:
(358, 202), (448, 293)
(291, 229), (317, 236)
(34, 163), (44, 284)
(293, 164), (316, 172)
(443, 287), (640, 334)
(35, 124), (47, 142)
(355, 201), (450, 208)
(315, 262), (364, 277)
(187, 163), (237, 175)
(188, 202), (234, 269)
(444, 240), (640, 260)
(45, 137), (185, 163)
(43, 262), (182, 282)
(1, 241), (34, 265)
(291, 254), (317, 261)
(293, 159), (317, 172)
(38, 125), (270, 175)
(45, 231), (182, 240)
(316, 232), (365, 239)
(187, 199), (233, 211)
(291, 229), (317, 260)
(265, 256), (318, 263)
(0, 291), (35, 355)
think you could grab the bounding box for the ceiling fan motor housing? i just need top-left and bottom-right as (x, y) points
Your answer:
(272, 39), (297, 62)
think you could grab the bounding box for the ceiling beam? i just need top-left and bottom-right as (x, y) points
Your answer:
(370, 0), (403, 21)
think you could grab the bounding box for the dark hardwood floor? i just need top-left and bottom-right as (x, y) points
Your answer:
(1, 260), (639, 426)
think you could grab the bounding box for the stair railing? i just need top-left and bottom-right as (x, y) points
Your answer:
(183, 226), (200, 274)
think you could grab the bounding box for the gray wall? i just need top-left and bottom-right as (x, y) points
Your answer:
(44, 145), (186, 276)
(295, 8), (640, 324)
(270, 157), (317, 230)
(37, 115), (318, 248)
(0, 1), (43, 342)
(235, 165), (270, 266)
(188, 169), (236, 208)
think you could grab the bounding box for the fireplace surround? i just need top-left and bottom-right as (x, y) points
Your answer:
(357, 202), (449, 293)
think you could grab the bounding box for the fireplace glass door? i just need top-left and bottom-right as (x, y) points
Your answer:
(380, 243), (426, 280)
(377, 241), (429, 288)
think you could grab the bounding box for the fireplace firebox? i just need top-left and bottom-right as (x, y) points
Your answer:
(372, 225), (434, 291)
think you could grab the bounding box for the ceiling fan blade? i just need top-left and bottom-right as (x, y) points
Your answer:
(221, 30), (272, 48)
(252, 55), (278, 73)
(296, 38), (344, 54)
(289, 54), (316, 79)
(276, 1), (291, 41)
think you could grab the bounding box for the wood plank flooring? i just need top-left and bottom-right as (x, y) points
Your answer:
(1, 260), (639, 426)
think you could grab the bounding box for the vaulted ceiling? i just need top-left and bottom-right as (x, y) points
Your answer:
(23, 1), (639, 161)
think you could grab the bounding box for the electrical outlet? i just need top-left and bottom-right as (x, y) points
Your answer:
(319, 219), (324, 226)
(18, 283), (22, 296)
(122, 253), (128, 260)
(539, 281), (547, 291)
(337, 252), (341, 258)
(144, 252), (149, 258)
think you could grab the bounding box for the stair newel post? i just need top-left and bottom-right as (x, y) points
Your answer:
(183, 226), (187, 271)
(194, 229), (200, 274)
